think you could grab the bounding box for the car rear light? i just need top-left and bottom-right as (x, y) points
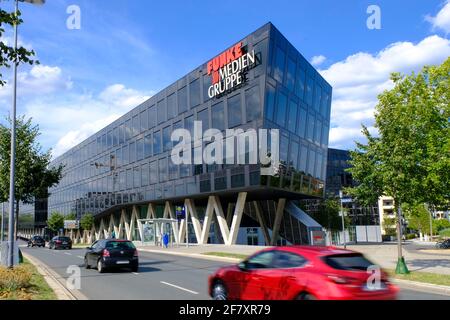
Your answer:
(326, 274), (358, 286)
(103, 249), (110, 257)
(55, 240), (62, 244)
(134, 249), (138, 257)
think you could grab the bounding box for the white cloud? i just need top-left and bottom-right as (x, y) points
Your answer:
(25, 84), (152, 158)
(426, 0), (450, 34)
(311, 55), (326, 66)
(0, 64), (73, 99)
(319, 35), (450, 149)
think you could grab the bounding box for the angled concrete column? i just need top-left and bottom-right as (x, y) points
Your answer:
(147, 203), (156, 219)
(118, 209), (127, 239)
(185, 199), (202, 243)
(227, 192), (247, 246)
(253, 201), (271, 246)
(226, 203), (234, 228)
(271, 198), (286, 246)
(200, 196), (216, 244)
(127, 205), (139, 241)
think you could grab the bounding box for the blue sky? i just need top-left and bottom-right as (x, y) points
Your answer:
(0, 0), (449, 156)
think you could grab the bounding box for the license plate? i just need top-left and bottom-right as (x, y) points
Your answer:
(116, 261), (129, 265)
(62, 242), (68, 245)
(362, 283), (388, 291)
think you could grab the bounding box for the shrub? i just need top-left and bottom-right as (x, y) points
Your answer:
(406, 233), (417, 240)
(0, 266), (33, 292)
(439, 228), (450, 238)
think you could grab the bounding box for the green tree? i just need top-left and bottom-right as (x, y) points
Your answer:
(0, 117), (64, 235)
(347, 58), (450, 274)
(80, 213), (94, 231)
(404, 203), (432, 236)
(1, 8), (38, 86)
(65, 212), (77, 221)
(310, 198), (350, 232)
(47, 212), (64, 233)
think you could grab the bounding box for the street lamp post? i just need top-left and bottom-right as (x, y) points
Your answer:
(7, 0), (45, 268)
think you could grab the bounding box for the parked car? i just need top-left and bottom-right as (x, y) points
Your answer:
(209, 246), (399, 300)
(436, 239), (450, 249)
(27, 236), (46, 248)
(48, 236), (72, 250)
(84, 239), (139, 273)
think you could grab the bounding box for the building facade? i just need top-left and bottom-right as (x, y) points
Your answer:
(46, 23), (332, 246)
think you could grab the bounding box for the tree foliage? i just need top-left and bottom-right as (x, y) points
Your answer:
(47, 212), (64, 232)
(0, 8), (39, 86)
(347, 58), (450, 210)
(0, 116), (64, 204)
(80, 213), (94, 231)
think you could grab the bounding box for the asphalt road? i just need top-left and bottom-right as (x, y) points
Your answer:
(20, 243), (450, 301)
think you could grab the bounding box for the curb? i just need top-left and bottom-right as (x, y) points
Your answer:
(391, 278), (450, 296)
(22, 252), (88, 300)
(138, 248), (242, 263)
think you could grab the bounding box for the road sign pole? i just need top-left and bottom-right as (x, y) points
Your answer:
(185, 205), (189, 248)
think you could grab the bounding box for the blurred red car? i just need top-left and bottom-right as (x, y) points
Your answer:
(208, 246), (398, 300)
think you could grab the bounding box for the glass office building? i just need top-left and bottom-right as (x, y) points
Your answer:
(46, 23), (332, 245)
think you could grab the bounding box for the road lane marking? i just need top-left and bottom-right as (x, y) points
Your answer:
(77, 256), (84, 259)
(64, 252), (72, 256)
(160, 281), (199, 295)
(132, 272), (139, 275)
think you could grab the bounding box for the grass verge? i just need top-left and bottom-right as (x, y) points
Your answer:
(387, 269), (450, 287)
(203, 252), (249, 260)
(0, 258), (57, 300)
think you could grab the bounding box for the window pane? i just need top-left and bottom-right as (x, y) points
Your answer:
(286, 58), (296, 91)
(113, 127), (119, 147)
(297, 107), (307, 138)
(149, 161), (158, 184)
(307, 113), (315, 142)
(306, 76), (314, 107)
(274, 47), (285, 84)
(315, 119), (322, 145)
(163, 126), (172, 152)
(129, 142), (136, 163)
(203, 74), (211, 102)
(132, 115), (139, 136)
(107, 131), (112, 149)
(153, 130), (161, 155)
(148, 105), (156, 129)
(133, 167), (141, 188)
(144, 134), (152, 158)
(228, 94), (242, 128)
(159, 158), (168, 182)
(275, 92), (287, 127)
(314, 84), (322, 112)
(190, 79), (200, 108)
(123, 145), (129, 165)
(287, 100), (298, 132)
(169, 159), (178, 180)
(167, 93), (177, 119)
(197, 108), (209, 131)
(308, 149), (316, 176)
(245, 85), (261, 122)
(126, 169), (132, 189)
(137, 138), (144, 161)
(290, 142), (299, 171)
(141, 163), (149, 187)
(140, 110), (148, 133)
(178, 86), (188, 113)
(322, 125), (329, 147)
(157, 99), (166, 124)
(280, 135), (289, 163)
(265, 84), (276, 121)
(300, 145), (308, 173)
(212, 102), (224, 131)
(185, 115), (194, 139)
(125, 119), (132, 141)
(295, 67), (306, 100)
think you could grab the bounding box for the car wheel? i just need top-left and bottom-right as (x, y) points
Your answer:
(97, 260), (105, 273)
(131, 266), (139, 273)
(296, 292), (316, 300)
(84, 257), (90, 269)
(212, 281), (228, 300)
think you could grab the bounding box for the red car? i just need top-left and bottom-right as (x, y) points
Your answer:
(208, 246), (399, 300)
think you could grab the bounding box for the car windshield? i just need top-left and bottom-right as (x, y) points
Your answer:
(323, 253), (374, 271)
(106, 241), (135, 249)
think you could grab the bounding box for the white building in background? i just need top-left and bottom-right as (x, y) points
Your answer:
(378, 196), (396, 236)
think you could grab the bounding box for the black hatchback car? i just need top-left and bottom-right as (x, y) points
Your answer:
(49, 236), (72, 250)
(84, 239), (139, 273)
(27, 236), (46, 248)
